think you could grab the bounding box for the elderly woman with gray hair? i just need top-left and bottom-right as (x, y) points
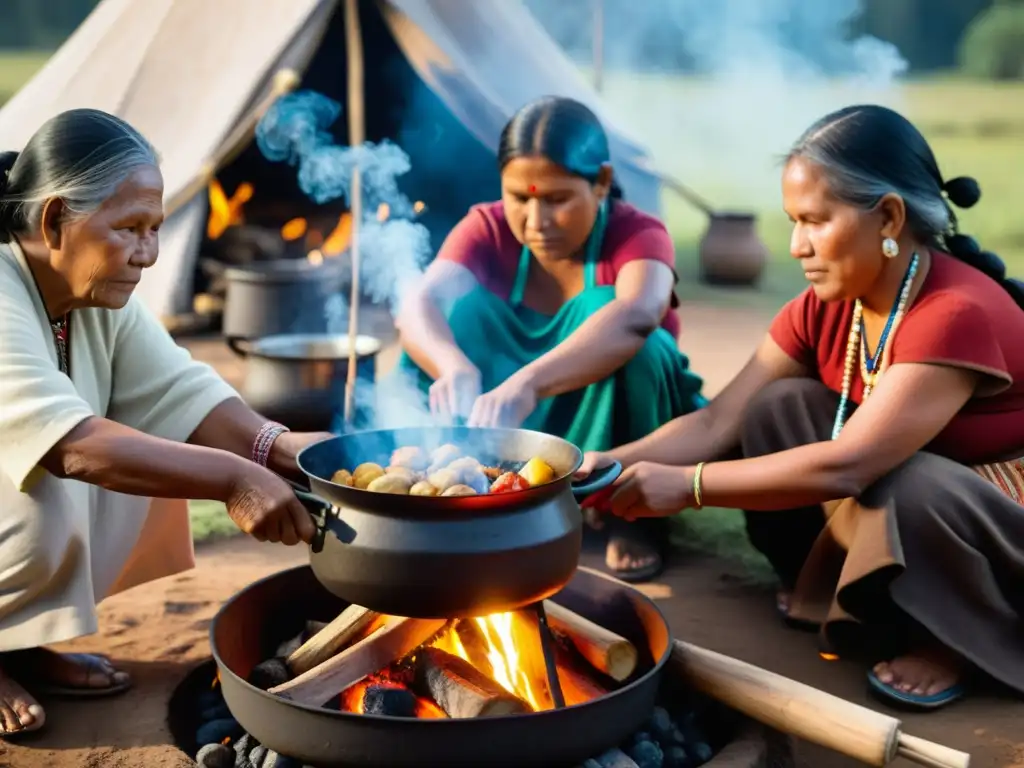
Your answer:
(576, 104), (1024, 711)
(0, 108), (331, 737)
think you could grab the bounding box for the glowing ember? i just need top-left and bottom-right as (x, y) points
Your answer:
(413, 200), (426, 214)
(819, 652), (840, 662)
(376, 203), (390, 221)
(307, 249), (324, 266)
(206, 179), (252, 240)
(210, 670), (220, 690)
(281, 217), (308, 241)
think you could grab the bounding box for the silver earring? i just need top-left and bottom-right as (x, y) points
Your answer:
(882, 237), (899, 259)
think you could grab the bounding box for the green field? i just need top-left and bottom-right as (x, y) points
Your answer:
(5, 52), (1021, 558)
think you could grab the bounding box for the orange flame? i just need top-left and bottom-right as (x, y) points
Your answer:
(322, 213), (353, 256)
(206, 179), (253, 240)
(281, 218), (308, 241)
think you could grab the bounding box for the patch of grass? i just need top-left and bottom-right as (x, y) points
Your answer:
(0, 50), (52, 105)
(672, 508), (776, 587)
(188, 499), (238, 542)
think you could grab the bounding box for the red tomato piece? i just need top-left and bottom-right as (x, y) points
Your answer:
(489, 472), (531, 494)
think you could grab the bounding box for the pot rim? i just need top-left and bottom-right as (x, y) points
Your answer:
(243, 332), (383, 361)
(224, 258), (345, 285)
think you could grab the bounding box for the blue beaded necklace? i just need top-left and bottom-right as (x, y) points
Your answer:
(831, 252), (920, 439)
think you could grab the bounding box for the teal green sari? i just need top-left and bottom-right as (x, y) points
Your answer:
(392, 203), (706, 451)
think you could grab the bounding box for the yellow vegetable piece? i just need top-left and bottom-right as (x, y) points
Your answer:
(519, 457), (555, 487)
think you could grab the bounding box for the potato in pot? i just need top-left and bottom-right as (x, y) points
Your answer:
(410, 480), (440, 497)
(440, 484), (477, 497)
(353, 462), (385, 489)
(366, 474), (414, 495)
(331, 469), (354, 487)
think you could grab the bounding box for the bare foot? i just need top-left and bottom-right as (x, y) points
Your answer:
(872, 646), (963, 697)
(0, 666), (45, 736)
(606, 537), (660, 575)
(8, 648), (130, 692)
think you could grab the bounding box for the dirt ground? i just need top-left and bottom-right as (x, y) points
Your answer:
(2, 536), (1021, 768)
(2, 300), (1020, 767)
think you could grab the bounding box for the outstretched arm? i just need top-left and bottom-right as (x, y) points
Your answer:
(395, 259), (478, 379)
(608, 335), (807, 467)
(511, 259), (675, 397)
(693, 362), (979, 510)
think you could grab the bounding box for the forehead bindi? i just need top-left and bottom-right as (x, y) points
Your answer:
(502, 156), (582, 196)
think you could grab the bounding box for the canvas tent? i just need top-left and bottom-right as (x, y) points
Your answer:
(0, 0), (663, 320)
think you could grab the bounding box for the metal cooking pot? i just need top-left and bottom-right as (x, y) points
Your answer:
(293, 426), (622, 618)
(222, 258), (346, 350)
(234, 333), (381, 432)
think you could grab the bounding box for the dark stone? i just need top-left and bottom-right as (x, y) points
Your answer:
(247, 658), (292, 690)
(362, 685), (417, 718)
(669, 726), (686, 745)
(196, 743), (235, 768)
(632, 731), (653, 744)
(595, 749), (639, 768)
(200, 701), (232, 722)
(582, 761), (603, 768)
(690, 742), (713, 765)
(274, 633), (304, 659)
(628, 739), (664, 768)
(249, 746), (268, 767)
(196, 688), (224, 712)
(195, 718), (243, 747)
(648, 707), (675, 745)
(664, 746), (690, 768)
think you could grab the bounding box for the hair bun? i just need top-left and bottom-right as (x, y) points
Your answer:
(943, 176), (981, 209)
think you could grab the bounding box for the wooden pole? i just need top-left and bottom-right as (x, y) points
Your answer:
(343, 0), (365, 428)
(592, 0), (605, 93)
(673, 640), (971, 768)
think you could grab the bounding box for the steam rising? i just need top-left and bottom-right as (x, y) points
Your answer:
(527, 0), (908, 203)
(256, 90), (436, 431)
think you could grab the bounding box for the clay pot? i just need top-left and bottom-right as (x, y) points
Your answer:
(698, 213), (769, 286)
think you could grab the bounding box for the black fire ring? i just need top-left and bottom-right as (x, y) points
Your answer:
(201, 565), (680, 767)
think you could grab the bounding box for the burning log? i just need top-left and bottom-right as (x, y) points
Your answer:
(412, 647), (531, 718)
(268, 617), (446, 707)
(286, 605), (381, 675)
(543, 601), (637, 682)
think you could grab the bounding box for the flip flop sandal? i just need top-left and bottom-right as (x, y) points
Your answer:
(606, 519), (670, 584)
(29, 654), (132, 699)
(867, 669), (966, 711)
(776, 599), (821, 633)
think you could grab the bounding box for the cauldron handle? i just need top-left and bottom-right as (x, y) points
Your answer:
(570, 460), (622, 501)
(284, 478), (331, 554)
(226, 336), (251, 357)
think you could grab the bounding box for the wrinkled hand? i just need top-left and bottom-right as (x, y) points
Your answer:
(429, 361), (482, 422)
(606, 462), (692, 520)
(467, 375), (538, 428)
(226, 462), (317, 546)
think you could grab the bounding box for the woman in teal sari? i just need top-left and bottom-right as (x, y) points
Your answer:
(394, 96), (705, 581)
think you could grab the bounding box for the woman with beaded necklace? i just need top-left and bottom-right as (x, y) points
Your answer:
(575, 104), (1024, 710)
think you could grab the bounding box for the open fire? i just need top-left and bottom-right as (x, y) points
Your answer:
(243, 600), (634, 722)
(204, 176), (424, 268)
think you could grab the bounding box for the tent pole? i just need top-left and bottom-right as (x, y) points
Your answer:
(164, 69), (300, 218)
(342, 0), (366, 429)
(592, 0), (604, 93)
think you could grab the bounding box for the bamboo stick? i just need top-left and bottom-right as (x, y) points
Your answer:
(342, 0), (365, 428)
